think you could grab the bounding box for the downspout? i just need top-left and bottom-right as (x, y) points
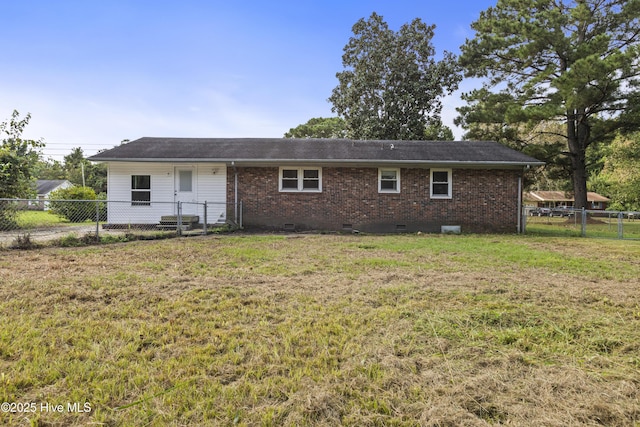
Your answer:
(517, 165), (528, 234)
(232, 161), (238, 224)
(517, 175), (522, 234)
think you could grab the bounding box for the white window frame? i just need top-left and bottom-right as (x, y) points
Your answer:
(279, 167), (322, 192)
(430, 169), (452, 199)
(131, 175), (151, 206)
(378, 168), (401, 193)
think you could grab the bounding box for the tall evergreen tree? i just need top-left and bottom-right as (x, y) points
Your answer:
(458, 0), (640, 208)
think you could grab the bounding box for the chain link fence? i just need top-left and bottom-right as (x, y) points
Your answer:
(4, 198), (638, 246)
(0, 198), (241, 248)
(524, 207), (640, 239)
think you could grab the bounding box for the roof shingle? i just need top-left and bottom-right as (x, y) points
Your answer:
(36, 180), (71, 195)
(88, 137), (544, 167)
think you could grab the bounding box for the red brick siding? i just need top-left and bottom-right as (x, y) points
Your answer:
(227, 167), (521, 233)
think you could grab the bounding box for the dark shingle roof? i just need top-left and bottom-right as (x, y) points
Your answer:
(36, 180), (71, 195)
(88, 137), (543, 167)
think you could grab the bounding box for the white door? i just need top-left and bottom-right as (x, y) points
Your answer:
(174, 166), (197, 215)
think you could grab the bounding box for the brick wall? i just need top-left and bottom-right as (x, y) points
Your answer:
(227, 166), (521, 233)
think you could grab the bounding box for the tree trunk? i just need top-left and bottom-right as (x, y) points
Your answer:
(566, 111), (589, 209)
(571, 151), (588, 209)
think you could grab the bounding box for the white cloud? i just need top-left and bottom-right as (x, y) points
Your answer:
(441, 77), (486, 140)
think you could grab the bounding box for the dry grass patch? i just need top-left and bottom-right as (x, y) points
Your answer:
(0, 234), (639, 426)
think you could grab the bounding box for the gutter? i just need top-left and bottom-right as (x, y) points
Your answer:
(88, 157), (545, 168)
(232, 161), (238, 225)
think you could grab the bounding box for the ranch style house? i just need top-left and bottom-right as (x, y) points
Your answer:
(88, 137), (544, 233)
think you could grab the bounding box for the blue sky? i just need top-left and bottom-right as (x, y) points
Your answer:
(0, 0), (496, 160)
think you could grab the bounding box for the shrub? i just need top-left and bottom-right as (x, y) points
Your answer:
(57, 234), (83, 247)
(100, 234), (130, 244)
(48, 187), (98, 222)
(9, 233), (41, 249)
(97, 192), (107, 221)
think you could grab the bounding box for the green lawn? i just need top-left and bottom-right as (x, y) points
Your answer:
(526, 215), (640, 239)
(15, 210), (68, 228)
(1, 234), (639, 426)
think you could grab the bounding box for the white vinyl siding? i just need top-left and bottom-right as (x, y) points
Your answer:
(195, 165), (227, 223)
(106, 162), (226, 224)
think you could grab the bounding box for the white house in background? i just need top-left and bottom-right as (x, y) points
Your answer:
(33, 180), (73, 210)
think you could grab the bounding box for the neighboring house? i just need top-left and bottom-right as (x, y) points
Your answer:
(524, 191), (610, 210)
(31, 180), (73, 210)
(88, 138), (544, 233)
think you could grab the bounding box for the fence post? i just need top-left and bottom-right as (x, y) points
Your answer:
(95, 200), (100, 242)
(177, 202), (182, 236)
(203, 201), (208, 236)
(618, 212), (624, 239)
(581, 207), (587, 237)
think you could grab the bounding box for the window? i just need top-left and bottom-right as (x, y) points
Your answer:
(379, 168), (400, 193)
(430, 169), (451, 199)
(131, 175), (151, 206)
(281, 169), (299, 189)
(302, 169), (320, 190)
(178, 170), (192, 192)
(279, 167), (322, 192)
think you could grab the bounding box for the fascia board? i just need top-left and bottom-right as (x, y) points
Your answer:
(89, 158), (545, 168)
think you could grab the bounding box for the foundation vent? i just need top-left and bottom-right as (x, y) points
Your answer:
(441, 225), (461, 234)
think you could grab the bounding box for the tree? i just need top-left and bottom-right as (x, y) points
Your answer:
(458, 0), (640, 209)
(0, 110), (44, 198)
(35, 147), (107, 194)
(84, 161), (107, 194)
(590, 133), (640, 210)
(423, 119), (455, 141)
(329, 12), (462, 140)
(0, 110), (43, 229)
(284, 117), (347, 138)
(35, 158), (67, 180)
(64, 147), (86, 171)
(455, 89), (572, 188)
(61, 147), (108, 193)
